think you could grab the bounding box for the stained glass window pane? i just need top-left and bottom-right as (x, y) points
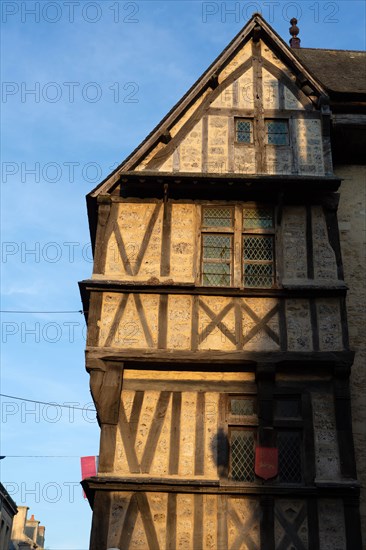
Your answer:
(236, 119), (253, 143)
(278, 431), (302, 483)
(230, 430), (256, 482)
(243, 207), (274, 229)
(203, 207), (233, 227)
(266, 120), (289, 145)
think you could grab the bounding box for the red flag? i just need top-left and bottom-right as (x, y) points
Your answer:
(255, 447), (278, 480)
(81, 456), (98, 499)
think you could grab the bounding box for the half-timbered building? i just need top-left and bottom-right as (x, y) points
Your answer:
(80, 13), (366, 549)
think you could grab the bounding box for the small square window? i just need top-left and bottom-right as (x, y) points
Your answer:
(266, 119), (289, 145)
(236, 119), (253, 143)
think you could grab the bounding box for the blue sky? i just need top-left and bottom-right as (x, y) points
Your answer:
(1, 1), (365, 547)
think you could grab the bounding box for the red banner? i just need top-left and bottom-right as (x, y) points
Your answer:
(255, 447), (278, 480)
(81, 456), (98, 498)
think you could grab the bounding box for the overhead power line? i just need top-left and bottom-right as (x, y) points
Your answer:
(0, 310), (85, 314)
(0, 393), (96, 412)
(1, 455), (85, 458)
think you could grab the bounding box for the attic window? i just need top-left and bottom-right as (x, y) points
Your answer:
(236, 119), (253, 143)
(265, 119), (289, 145)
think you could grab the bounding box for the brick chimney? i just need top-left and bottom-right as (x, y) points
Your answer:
(289, 18), (301, 48)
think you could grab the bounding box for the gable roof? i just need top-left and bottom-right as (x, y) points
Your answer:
(294, 48), (366, 95)
(88, 13), (327, 200)
(85, 14), (365, 247)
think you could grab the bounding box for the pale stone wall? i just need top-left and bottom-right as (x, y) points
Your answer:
(295, 119), (325, 176)
(106, 492), (326, 550)
(312, 393), (341, 481)
(98, 201), (340, 288)
(336, 164), (366, 534)
(318, 499), (346, 550)
(113, 370), (254, 478)
(97, 292), (344, 353)
(132, 38), (327, 176)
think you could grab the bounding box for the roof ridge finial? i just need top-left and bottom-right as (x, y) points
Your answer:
(289, 17), (301, 49)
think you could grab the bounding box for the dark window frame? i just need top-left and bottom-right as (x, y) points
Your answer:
(265, 118), (290, 146)
(222, 393), (309, 486)
(201, 206), (235, 287)
(235, 117), (254, 144)
(200, 205), (276, 289)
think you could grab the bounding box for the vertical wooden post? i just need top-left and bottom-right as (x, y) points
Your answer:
(334, 365), (357, 479)
(89, 491), (112, 550)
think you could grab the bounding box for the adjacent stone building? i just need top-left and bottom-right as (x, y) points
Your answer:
(0, 482), (17, 550)
(10, 507), (45, 550)
(80, 14), (366, 549)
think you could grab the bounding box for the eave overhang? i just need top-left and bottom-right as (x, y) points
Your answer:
(82, 475), (360, 510)
(87, 173), (341, 250)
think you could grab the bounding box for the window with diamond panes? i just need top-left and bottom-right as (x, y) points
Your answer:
(243, 235), (274, 288)
(201, 205), (275, 288)
(202, 207), (233, 228)
(243, 207), (274, 230)
(277, 431), (302, 483)
(243, 207), (275, 288)
(202, 235), (232, 286)
(265, 119), (289, 145)
(227, 396), (257, 483)
(275, 397), (303, 484)
(201, 207), (233, 287)
(236, 119), (253, 143)
(230, 428), (256, 482)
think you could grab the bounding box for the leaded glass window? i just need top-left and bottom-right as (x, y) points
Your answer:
(278, 431), (302, 483)
(202, 234), (232, 286)
(201, 205), (275, 288)
(243, 207), (274, 230)
(265, 119), (289, 145)
(229, 396), (256, 417)
(224, 394), (305, 485)
(230, 429), (256, 482)
(202, 207), (233, 228)
(236, 119), (253, 143)
(243, 236), (274, 288)
(201, 207), (233, 287)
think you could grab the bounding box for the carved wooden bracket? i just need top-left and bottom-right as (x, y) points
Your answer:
(89, 362), (123, 425)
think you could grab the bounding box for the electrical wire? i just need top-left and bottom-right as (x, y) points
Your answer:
(0, 310), (85, 314)
(0, 393), (96, 412)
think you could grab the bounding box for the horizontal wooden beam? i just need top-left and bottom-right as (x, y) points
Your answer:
(80, 280), (347, 299)
(112, 172), (341, 201)
(208, 107), (321, 119)
(82, 476), (360, 502)
(85, 348), (354, 368)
